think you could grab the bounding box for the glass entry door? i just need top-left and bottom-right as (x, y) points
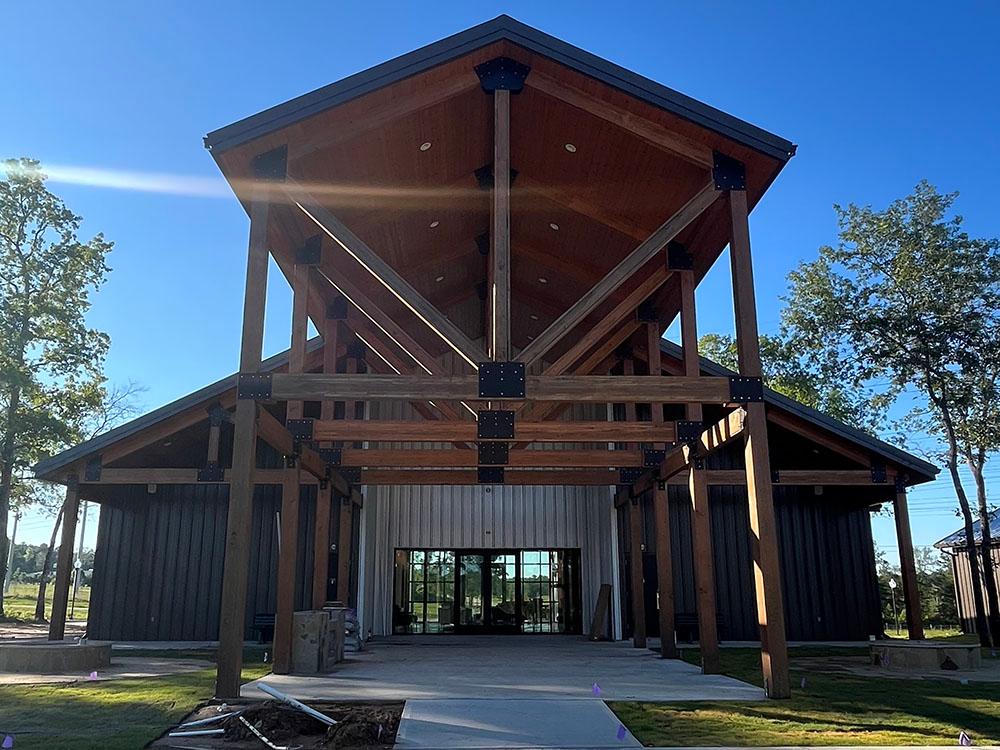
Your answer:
(456, 551), (521, 633)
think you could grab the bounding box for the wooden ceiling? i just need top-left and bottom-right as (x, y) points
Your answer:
(210, 36), (790, 364)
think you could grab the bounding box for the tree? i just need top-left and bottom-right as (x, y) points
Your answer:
(781, 181), (1000, 646)
(0, 158), (113, 617)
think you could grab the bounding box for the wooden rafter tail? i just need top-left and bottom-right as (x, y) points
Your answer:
(266, 373), (733, 403)
(282, 178), (488, 367)
(517, 181), (719, 366)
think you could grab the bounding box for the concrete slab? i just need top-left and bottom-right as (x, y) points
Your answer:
(242, 636), (763, 702)
(396, 698), (640, 748)
(0, 655), (212, 685)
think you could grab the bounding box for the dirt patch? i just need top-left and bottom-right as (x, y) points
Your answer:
(158, 701), (403, 749)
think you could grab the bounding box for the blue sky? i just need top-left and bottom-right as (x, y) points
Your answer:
(2, 1), (998, 558)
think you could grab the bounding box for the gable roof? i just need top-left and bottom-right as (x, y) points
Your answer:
(935, 508), (1000, 549)
(203, 14), (795, 162)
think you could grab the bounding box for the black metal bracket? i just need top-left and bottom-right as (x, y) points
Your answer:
(478, 410), (515, 440)
(692, 457), (706, 471)
(296, 235), (323, 266)
(657, 480), (666, 491)
(285, 454), (298, 469)
(252, 144), (288, 181)
(894, 474), (907, 493)
(643, 449), (666, 468)
(319, 478), (329, 490)
(474, 163), (519, 190)
(346, 339), (366, 360)
(618, 467), (644, 485)
(478, 442), (509, 466)
(676, 420), (704, 443)
(771, 469), (780, 484)
(198, 461), (225, 482)
(207, 402), (229, 427)
(285, 418), (314, 442)
(474, 56), (531, 93)
(478, 362), (525, 399)
(636, 300), (658, 323)
(318, 447), (342, 467)
(340, 467), (361, 484)
(728, 376), (764, 403)
(237, 373), (272, 400)
(475, 232), (490, 256)
(326, 296), (349, 320)
(478, 466), (504, 484)
(667, 240), (694, 270)
(871, 462), (887, 484)
(712, 151), (746, 191)
(84, 456), (102, 482)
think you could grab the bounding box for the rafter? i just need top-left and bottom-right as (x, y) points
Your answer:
(310, 419), (676, 444)
(517, 182), (718, 366)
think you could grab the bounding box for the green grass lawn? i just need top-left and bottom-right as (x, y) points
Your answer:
(0, 647), (270, 750)
(610, 647), (1000, 747)
(1, 582), (90, 622)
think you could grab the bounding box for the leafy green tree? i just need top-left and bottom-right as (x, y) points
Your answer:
(780, 181), (1000, 646)
(0, 158), (113, 617)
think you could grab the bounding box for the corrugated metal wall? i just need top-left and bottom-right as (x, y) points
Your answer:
(949, 546), (1000, 633)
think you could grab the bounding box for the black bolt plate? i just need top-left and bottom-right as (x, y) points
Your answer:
(478, 442), (510, 466)
(326, 296), (349, 320)
(478, 410), (515, 440)
(478, 362), (525, 399)
(252, 144), (288, 181)
(676, 420), (704, 443)
(894, 474), (907, 493)
(667, 240), (694, 270)
(771, 469), (781, 484)
(478, 466), (505, 484)
(207, 403), (227, 427)
(84, 456), (102, 482)
(712, 151), (746, 191)
(474, 163), (519, 190)
(285, 418), (314, 442)
(636, 300), (658, 323)
(728, 376), (764, 403)
(340, 467), (362, 484)
(238, 373), (272, 400)
(474, 56), (531, 93)
(285, 454), (298, 469)
(692, 457), (706, 471)
(318, 447), (342, 467)
(296, 235), (323, 266)
(618, 467), (645, 485)
(643, 449), (666, 468)
(198, 461), (225, 482)
(871, 462), (887, 483)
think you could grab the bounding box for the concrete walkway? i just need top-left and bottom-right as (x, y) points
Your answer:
(243, 636), (764, 702)
(396, 698), (639, 748)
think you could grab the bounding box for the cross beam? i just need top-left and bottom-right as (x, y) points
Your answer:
(310, 419), (677, 444)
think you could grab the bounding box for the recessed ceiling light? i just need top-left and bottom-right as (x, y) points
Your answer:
(435, 275), (445, 282)
(564, 143), (577, 153)
(538, 276), (548, 284)
(529, 314), (539, 320)
(419, 141), (432, 151)
(429, 220), (440, 228)
(549, 222), (559, 231)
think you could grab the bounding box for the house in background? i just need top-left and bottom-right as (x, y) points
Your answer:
(34, 15), (937, 700)
(936, 508), (1000, 633)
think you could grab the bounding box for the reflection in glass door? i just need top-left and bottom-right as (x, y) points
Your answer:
(458, 554), (484, 630)
(489, 553), (519, 632)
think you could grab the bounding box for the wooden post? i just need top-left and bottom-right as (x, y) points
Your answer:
(729, 188), (790, 698)
(286, 261), (310, 421)
(47, 482), (80, 641)
(490, 88), (511, 361)
(894, 486), (925, 640)
(679, 269), (721, 673)
(336, 495), (353, 604)
(312, 483), (333, 609)
(646, 322), (677, 658)
(216, 174), (271, 699)
(623, 358), (646, 648)
(273, 466), (301, 674)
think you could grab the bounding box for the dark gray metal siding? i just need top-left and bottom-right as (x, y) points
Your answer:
(629, 485), (882, 642)
(87, 483), (336, 641)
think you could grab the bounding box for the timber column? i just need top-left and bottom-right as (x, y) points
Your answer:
(893, 482), (925, 640)
(216, 145), (284, 698)
(725, 158), (790, 699)
(48, 481), (80, 641)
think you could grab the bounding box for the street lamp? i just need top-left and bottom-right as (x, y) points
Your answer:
(888, 577), (900, 635)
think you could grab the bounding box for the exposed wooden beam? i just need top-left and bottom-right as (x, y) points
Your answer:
(527, 71), (715, 169)
(518, 183), (718, 366)
(490, 88), (511, 361)
(272, 467), (300, 674)
(255, 406), (350, 495)
(285, 179), (488, 367)
(312, 419), (676, 444)
(286, 262), (310, 421)
(517, 176), (649, 241)
(360, 469), (618, 485)
(313, 483), (333, 609)
(268, 373), (732, 403)
(336, 448), (644, 468)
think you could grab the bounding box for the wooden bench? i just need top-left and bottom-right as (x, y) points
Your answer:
(674, 613), (726, 643)
(251, 613), (275, 644)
